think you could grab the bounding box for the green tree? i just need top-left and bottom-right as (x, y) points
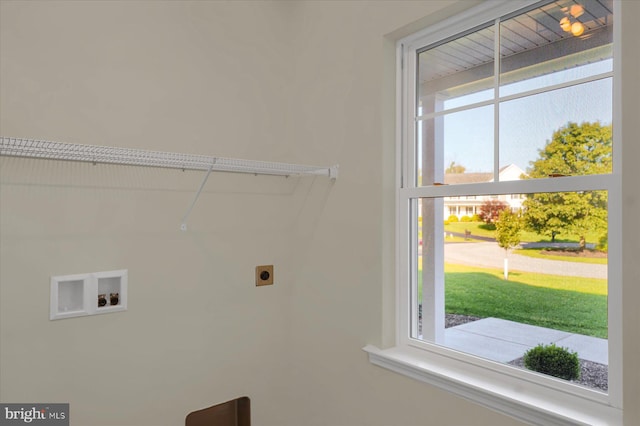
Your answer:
(446, 161), (466, 173)
(523, 122), (611, 250)
(495, 209), (522, 280)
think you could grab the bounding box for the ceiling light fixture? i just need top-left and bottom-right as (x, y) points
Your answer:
(570, 4), (584, 18)
(571, 21), (585, 36)
(560, 3), (586, 37)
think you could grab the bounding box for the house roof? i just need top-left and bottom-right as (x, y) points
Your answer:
(443, 164), (526, 184)
(444, 172), (492, 184)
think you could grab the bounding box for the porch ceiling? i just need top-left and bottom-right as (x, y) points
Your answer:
(418, 0), (613, 95)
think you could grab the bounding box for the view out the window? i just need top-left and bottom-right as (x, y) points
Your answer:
(411, 0), (613, 392)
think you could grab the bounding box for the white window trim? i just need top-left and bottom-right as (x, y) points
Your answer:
(365, 1), (623, 424)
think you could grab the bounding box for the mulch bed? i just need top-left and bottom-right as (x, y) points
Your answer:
(445, 313), (482, 328)
(508, 357), (608, 392)
(539, 248), (607, 258)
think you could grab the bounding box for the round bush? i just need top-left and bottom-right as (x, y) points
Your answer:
(523, 343), (580, 381)
(447, 215), (459, 222)
(479, 223), (496, 231)
(460, 215), (472, 222)
(471, 214), (482, 222)
(598, 234), (608, 252)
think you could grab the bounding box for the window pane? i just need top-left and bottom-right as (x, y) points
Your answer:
(499, 79), (612, 178)
(499, 1), (613, 97)
(417, 25), (494, 113)
(414, 191), (608, 391)
(417, 105), (494, 186)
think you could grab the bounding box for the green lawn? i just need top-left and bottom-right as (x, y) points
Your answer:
(444, 222), (500, 238)
(443, 235), (484, 243)
(418, 263), (608, 338)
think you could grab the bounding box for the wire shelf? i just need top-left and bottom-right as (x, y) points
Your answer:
(0, 137), (338, 179)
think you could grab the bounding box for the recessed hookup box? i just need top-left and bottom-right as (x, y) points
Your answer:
(255, 265), (274, 286)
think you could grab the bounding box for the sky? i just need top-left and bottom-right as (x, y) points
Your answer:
(419, 59), (613, 174)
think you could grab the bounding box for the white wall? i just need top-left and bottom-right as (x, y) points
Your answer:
(1, 1), (639, 426)
(281, 2), (524, 425)
(0, 2), (298, 425)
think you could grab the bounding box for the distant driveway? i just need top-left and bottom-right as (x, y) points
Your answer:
(444, 242), (607, 279)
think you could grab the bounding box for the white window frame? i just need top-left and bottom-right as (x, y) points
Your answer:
(365, 1), (622, 424)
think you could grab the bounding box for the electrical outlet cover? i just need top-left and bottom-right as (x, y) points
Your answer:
(255, 265), (274, 286)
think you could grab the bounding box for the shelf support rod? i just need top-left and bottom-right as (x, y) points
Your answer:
(180, 162), (215, 231)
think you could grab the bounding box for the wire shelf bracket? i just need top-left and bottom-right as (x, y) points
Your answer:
(1, 137), (339, 230)
(181, 162), (214, 231)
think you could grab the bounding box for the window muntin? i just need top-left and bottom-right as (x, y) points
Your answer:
(403, 0), (616, 398)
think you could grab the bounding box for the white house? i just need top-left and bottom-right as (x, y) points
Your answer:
(444, 164), (526, 219)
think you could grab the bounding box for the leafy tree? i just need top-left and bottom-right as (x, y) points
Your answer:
(495, 209), (522, 280)
(496, 209), (522, 252)
(523, 122), (611, 250)
(479, 199), (509, 224)
(446, 161), (466, 174)
(527, 121), (612, 178)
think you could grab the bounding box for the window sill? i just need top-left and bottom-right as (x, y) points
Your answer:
(363, 344), (621, 426)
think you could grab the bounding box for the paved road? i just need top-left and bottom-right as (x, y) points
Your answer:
(444, 241), (607, 279)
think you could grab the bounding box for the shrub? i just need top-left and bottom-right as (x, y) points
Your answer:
(460, 215), (472, 222)
(523, 343), (580, 381)
(471, 214), (482, 222)
(479, 199), (509, 224)
(443, 220), (450, 225)
(597, 234), (608, 252)
(479, 223), (496, 231)
(447, 215), (459, 222)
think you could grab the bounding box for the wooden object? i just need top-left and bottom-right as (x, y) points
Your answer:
(185, 397), (250, 426)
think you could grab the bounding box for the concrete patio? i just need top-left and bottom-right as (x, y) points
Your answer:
(443, 317), (608, 365)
